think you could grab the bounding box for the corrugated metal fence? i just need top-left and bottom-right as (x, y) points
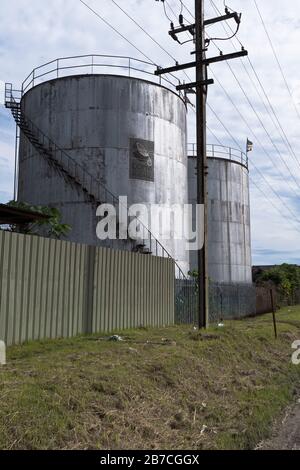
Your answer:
(0, 231), (174, 346)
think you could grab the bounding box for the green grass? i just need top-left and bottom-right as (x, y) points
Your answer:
(1, 306), (300, 450)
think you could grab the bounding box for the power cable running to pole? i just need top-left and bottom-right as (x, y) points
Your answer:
(209, 70), (300, 200)
(178, 0), (300, 187)
(204, 109), (300, 234)
(109, 0), (300, 228)
(203, 26), (300, 191)
(79, 0), (182, 91)
(81, 0), (300, 213)
(207, 102), (241, 151)
(226, 60), (300, 191)
(189, 0), (300, 184)
(246, 57), (300, 170)
(109, 0), (178, 63)
(209, 0), (300, 171)
(253, 0), (300, 124)
(108, 0), (194, 82)
(176, 0), (196, 22)
(206, 125), (223, 146)
(207, 103), (300, 228)
(79, 0), (153, 64)
(82, 2), (300, 316)
(193, 106), (300, 234)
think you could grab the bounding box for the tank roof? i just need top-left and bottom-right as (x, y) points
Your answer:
(20, 54), (185, 103)
(188, 144), (249, 170)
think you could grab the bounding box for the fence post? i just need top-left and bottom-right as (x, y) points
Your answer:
(0, 341), (6, 366)
(83, 245), (96, 335)
(220, 291), (223, 321)
(270, 289), (278, 339)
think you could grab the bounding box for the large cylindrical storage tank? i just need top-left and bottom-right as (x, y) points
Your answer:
(188, 146), (252, 284)
(17, 70), (189, 273)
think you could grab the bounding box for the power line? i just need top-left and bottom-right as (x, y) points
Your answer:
(248, 162), (300, 227)
(225, 60), (300, 191)
(207, 102), (242, 151)
(209, 69), (300, 200)
(107, 0), (196, 90)
(177, 0), (195, 22)
(253, 0), (300, 123)
(199, 107), (300, 233)
(109, 0), (177, 63)
(207, 125), (223, 146)
(167, 1), (300, 224)
(191, 58), (300, 209)
(79, 0), (300, 232)
(169, 5), (300, 233)
(209, 0), (300, 171)
(163, 1), (189, 26)
(248, 174), (300, 233)
(207, 103), (300, 229)
(189, 0), (300, 192)
(85, 0), (193, 98)
(162, 1), (174, 24)
(246, 56), (300, 170)
(247, 164), (300, 233)
(205, 26), (300, 191)
(197, 108), (300, 232)
(79, 0), (154, 64)
(79, 0), (181, 89)
(209, 0), (244, 47)
(163, 1), (194, 43)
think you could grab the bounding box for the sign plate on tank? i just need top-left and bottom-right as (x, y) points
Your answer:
(130, 138), (154, 182)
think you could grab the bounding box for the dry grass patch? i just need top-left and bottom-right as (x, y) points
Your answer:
(0, 306), (300, 449)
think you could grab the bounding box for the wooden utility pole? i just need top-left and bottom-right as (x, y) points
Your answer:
(195, 0), (208, 328)
(155, 0), (247, 329)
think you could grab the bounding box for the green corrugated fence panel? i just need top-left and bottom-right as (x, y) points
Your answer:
(0, 231), (87, 346)
(0, 231), (175, 345)
(91, 247), (174, 332)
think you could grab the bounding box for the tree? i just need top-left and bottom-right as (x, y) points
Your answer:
(255, 264), (300, 303)
(7, 201), (71, 239)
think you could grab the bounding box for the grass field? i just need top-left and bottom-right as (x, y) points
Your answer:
(1, 306), (300, 450)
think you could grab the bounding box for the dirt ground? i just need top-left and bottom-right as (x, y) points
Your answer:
(258, 399), (300, 450)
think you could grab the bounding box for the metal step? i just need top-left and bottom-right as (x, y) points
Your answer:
(140, 249), (152, 255)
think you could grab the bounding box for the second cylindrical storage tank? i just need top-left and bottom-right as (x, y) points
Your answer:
(188, 146), (252, 284)
(17, 66), (189, 273)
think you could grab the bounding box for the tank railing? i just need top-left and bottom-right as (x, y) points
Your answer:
(188, 143), (248, 169)
(5, 86), (187, 282)
(4, 83), (22, 105)
(21, 54), (184, 99)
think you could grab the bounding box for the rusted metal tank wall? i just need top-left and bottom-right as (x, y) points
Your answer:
(188, 156), (252, 284)
(18, 74), (189, 274)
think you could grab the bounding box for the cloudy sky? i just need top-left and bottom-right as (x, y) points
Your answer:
(0, 0), (299, 265)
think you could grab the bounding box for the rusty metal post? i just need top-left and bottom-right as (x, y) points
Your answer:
(270, 289), (277, 339)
